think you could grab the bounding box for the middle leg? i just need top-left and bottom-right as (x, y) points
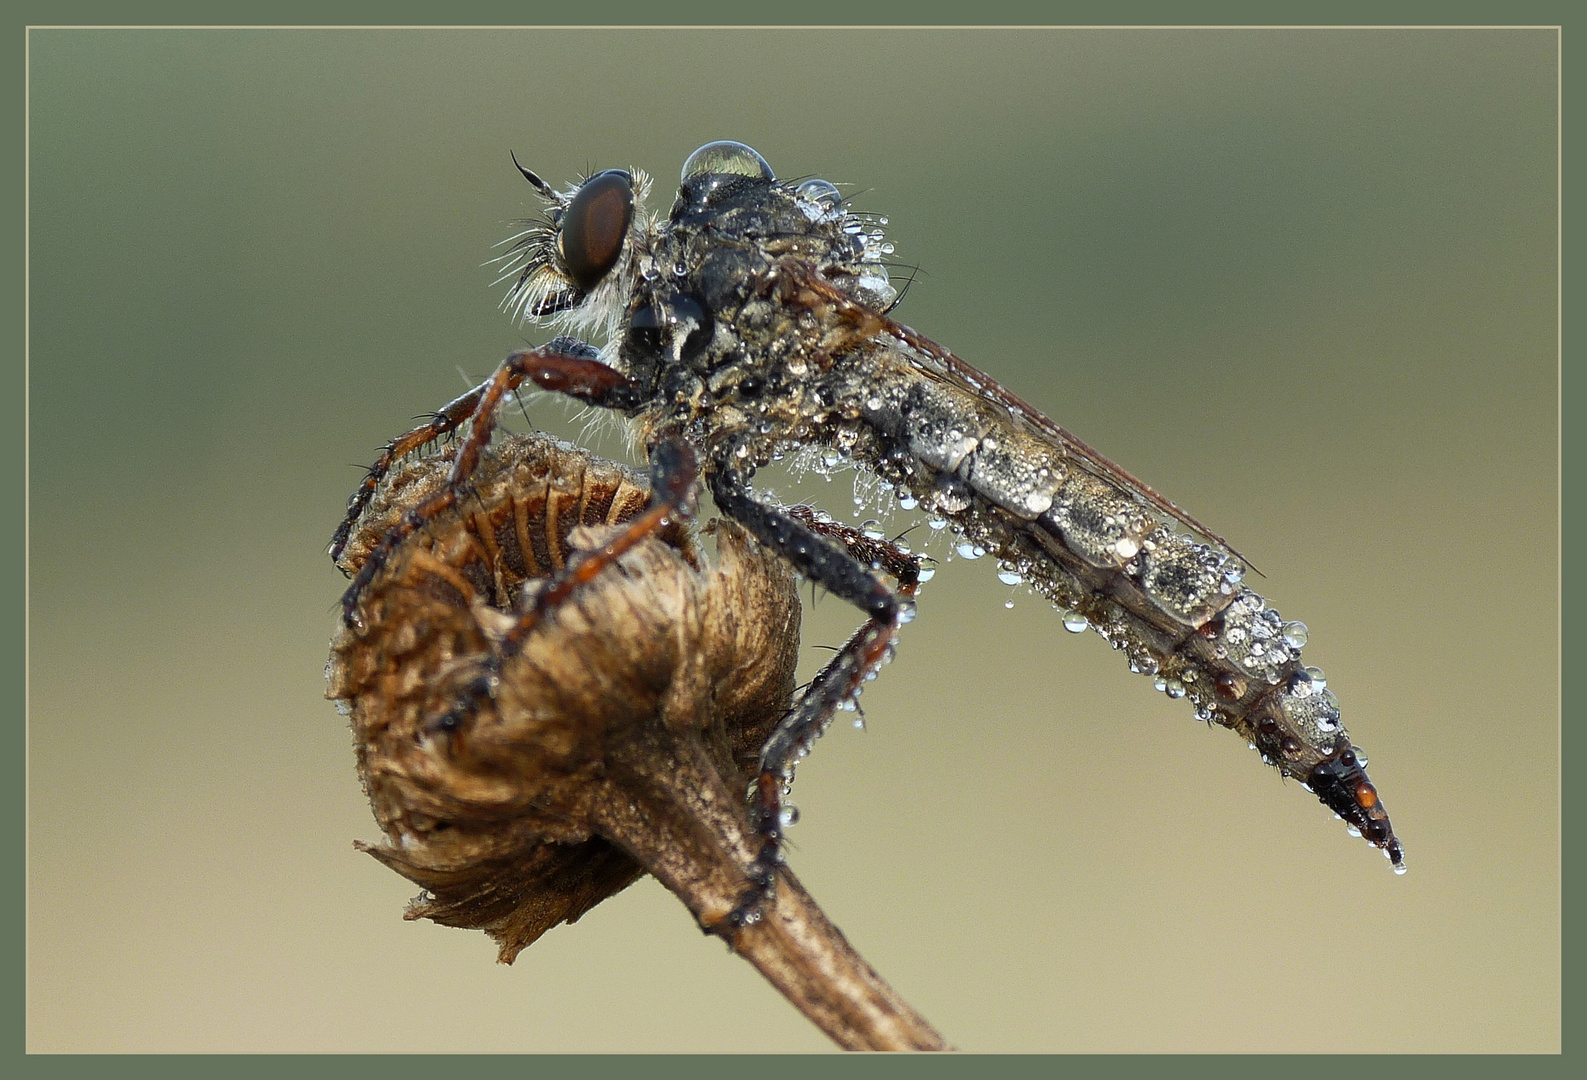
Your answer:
(428, 437), (700, 737)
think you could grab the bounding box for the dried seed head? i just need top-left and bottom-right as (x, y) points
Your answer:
(328, 434), (801, 961)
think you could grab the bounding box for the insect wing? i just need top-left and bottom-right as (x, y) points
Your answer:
(774, 258), (1248, 565)
(892, 325), (1249, 565)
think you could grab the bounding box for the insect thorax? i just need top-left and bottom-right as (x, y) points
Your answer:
(614, 172), (898, 466)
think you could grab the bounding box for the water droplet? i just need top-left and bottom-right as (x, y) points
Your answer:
(1224, 565), (1246, 586)
(779, 804), (800, 828)
(1154, 676), (1169, 693)
(1352, 745), (1369, 767)
(840, 699), (857, 712)
(1004, 599), (1015, 609)
(1304, 666), (1326, 691)
(927, 516), (949, 531)
(796, 177), (841, 209)
(1164, 678), (1186, 699)
(822, 450), (843, 468)
(916, 566), (937, 582)
(956, 541), (984, 560)
(897, 603), (918, 624)
(897, 493), (919, 510)
(1393, 862), (1409, 876)
(997, 567), (1023, 585)
(1114, 536), (1140, 559)
(852, 716), (865, 730)
(1346, 825), (1363, 838)
(865, 396), (883, 411)
(860, 519), (885, 540)
(1062, 611), (1089, 633)
(1282, 621), (1309, 648)
(880, 242), (895, 255)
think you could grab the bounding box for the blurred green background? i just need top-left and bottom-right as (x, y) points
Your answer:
(28, 29), (1557, 1052)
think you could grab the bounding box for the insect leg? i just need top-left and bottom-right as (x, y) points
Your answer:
(709, 468), (901, 623)
(337, 339), (638, 625)
(329, 336), (607, 564)
(708, 470), (920, 926)
(330, 380), (490, 566)
(427, 438), (699, 736)
(498, 438), (697, 659)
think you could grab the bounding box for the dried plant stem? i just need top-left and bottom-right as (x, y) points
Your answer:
(594, 725), (949, 1051)
(730, 869), (949, 1051)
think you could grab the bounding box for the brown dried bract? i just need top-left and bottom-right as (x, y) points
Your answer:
(326, 433), (945, 1050)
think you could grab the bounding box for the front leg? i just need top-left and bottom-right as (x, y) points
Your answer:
(329, 336), (611, 565)
(337, 339), (640, 625)
(707, 467), (920, 926)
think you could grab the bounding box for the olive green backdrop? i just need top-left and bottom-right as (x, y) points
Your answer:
(28, 29), (1558, 1052)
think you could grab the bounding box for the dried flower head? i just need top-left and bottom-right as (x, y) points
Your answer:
(327, 433), (944, 1049)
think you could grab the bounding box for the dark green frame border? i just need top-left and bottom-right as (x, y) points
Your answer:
(13, 1), (1570, 1073)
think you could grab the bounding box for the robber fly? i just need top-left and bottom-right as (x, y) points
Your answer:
(330, 140), (1404, 923)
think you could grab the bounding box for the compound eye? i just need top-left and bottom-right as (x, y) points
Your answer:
(681, 140), (774, 183)
(558, 169), (634, 292)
